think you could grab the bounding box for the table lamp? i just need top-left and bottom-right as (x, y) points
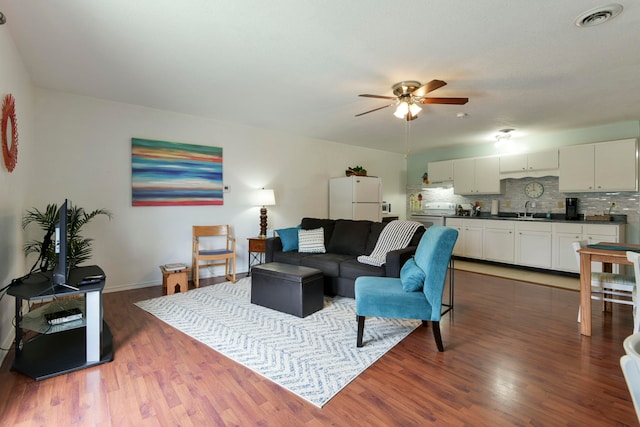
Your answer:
(254, 188), (275, 238)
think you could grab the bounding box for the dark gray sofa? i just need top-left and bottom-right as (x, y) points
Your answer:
(264, 218), (425, 298)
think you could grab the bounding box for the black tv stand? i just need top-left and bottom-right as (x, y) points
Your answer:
(7, 265), (113, 380)
(56, 283), (80, 291)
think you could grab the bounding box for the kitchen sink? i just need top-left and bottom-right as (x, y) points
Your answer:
(516, 216), (546, 221)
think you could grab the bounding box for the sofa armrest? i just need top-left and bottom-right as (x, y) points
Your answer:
(385, 246), (418, 278)
(265, 237), (282, 263)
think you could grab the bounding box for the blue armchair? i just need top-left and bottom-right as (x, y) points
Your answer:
(355, 225), (458, 352)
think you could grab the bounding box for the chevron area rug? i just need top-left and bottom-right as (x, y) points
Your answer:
(135, 277), (419, 407)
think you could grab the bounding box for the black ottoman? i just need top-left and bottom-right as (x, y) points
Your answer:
(251, 263), (324, 317)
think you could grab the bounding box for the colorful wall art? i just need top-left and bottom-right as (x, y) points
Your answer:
(131, 138), (223, 206)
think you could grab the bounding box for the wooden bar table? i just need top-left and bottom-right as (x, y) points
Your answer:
(578, 242), (640, 336)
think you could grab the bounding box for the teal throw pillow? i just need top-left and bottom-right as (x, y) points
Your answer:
(400, 258), (425, 292)
(276, 225), (300, 252)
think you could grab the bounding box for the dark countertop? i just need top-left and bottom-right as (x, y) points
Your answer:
(445, 213), (627, 225)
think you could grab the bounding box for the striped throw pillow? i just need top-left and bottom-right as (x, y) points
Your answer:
(298, 228), (326, 253)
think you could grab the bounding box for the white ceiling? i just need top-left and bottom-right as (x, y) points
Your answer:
(1, 1), (639, 154)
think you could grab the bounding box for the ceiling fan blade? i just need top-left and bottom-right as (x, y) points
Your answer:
(355, 104), (393, 117)
(358, 94), (397, 100)
(419, 97), (469, 105)
(412, 80), (447, 97)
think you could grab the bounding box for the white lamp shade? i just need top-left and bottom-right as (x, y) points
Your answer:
(408, 102), (422, 116)
(254, 188), (276, 206)
(394, 101), (409, 118)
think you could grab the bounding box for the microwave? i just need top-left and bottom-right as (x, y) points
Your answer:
(381, 202), (391, 213)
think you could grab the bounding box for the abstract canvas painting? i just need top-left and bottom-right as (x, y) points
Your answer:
(131, 138), (223, 206)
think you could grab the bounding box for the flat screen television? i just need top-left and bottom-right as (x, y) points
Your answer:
(51, 199), (73, 289)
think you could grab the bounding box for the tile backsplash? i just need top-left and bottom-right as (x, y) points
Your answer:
(407, 176), (639, 236)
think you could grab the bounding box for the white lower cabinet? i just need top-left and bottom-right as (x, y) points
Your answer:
(446, 217), (626, 273)
(445, 218), (485, 259)
(516, 222), (552, 269)
(446, 218), (464, 257)
(484, 221), (515, 263)
(552, 223), (583, 273)
(463, 221), (484, 259)
(552, 223), (625, 273)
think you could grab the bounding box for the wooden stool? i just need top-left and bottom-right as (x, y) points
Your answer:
(160, 266), (190, 295)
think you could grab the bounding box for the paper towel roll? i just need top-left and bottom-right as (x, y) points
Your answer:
(491, 199), (499, 215)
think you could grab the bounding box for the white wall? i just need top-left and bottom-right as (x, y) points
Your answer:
(0, 27), (35, 361)
(30, 89), (408, 292)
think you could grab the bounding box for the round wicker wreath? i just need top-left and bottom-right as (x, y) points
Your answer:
(1, 94), (18, 172)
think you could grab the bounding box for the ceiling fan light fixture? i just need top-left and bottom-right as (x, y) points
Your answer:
(394, 101), (409, 118)
(356, 79), (469, 120)
(494, 128), (515, 148)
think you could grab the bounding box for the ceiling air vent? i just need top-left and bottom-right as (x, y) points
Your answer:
(575, 4), (623, 27)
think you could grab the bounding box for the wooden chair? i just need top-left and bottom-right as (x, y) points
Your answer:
(572, 241), (635, 325)
(192, 225), (236, 286)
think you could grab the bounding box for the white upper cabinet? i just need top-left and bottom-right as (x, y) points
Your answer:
(453, 157), (501, 195)
(499, 149), (558, 174)
(594, 140), (637, 191)
(558, 144), (594, 191)
(527, 150), (559, 171)
(499, 154), (527, 173)
(427, 160), (454, 183)
(559, 139), (637, 192)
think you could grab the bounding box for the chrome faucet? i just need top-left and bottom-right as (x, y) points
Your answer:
(523, 201), (531, 218)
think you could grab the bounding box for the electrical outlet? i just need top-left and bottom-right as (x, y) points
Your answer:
(557, 201), (564, 209)
(224, 185), (230, 193)
(611, 202), (617, 209)
(505, 200), (511, 208)
(531, 202), (536, 208)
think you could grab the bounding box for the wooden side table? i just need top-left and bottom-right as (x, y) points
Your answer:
(160, 266), (190, 295)
(247, 237), (267, 275)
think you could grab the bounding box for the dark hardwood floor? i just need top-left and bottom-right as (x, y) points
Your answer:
(0, 270), (638, 426)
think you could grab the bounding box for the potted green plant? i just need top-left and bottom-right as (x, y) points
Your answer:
(345, 165), (367, 176)
(22, 203), (112, 269)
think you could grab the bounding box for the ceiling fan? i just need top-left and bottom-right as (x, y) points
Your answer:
(356, 80), (469, 121)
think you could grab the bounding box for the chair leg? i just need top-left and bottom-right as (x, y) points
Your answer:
(357, 315), (365, 347)
(231, 257), (236, 283)
(431, 321), (444, 352)
(194, 264), (200, 288)
(577, 305), (581, 323)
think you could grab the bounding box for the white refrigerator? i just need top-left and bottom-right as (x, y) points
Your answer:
(329, 176), (382, 221)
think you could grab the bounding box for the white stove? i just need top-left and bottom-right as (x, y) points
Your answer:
(410, 202), (457, 228)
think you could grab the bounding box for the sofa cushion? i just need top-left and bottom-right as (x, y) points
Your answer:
(272, 250), (313, 265)
(409, 226), (426, 246)
(301, 218), (335, 247)
(400, 257), (425, 292)
(301, 253), (353, 277)
(276, 225), (300, 252)
(327, 220), (372, 255)
(339, 258), (386, 280)
(366, 222), (387, 254)
(298, 228), (326, 253)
